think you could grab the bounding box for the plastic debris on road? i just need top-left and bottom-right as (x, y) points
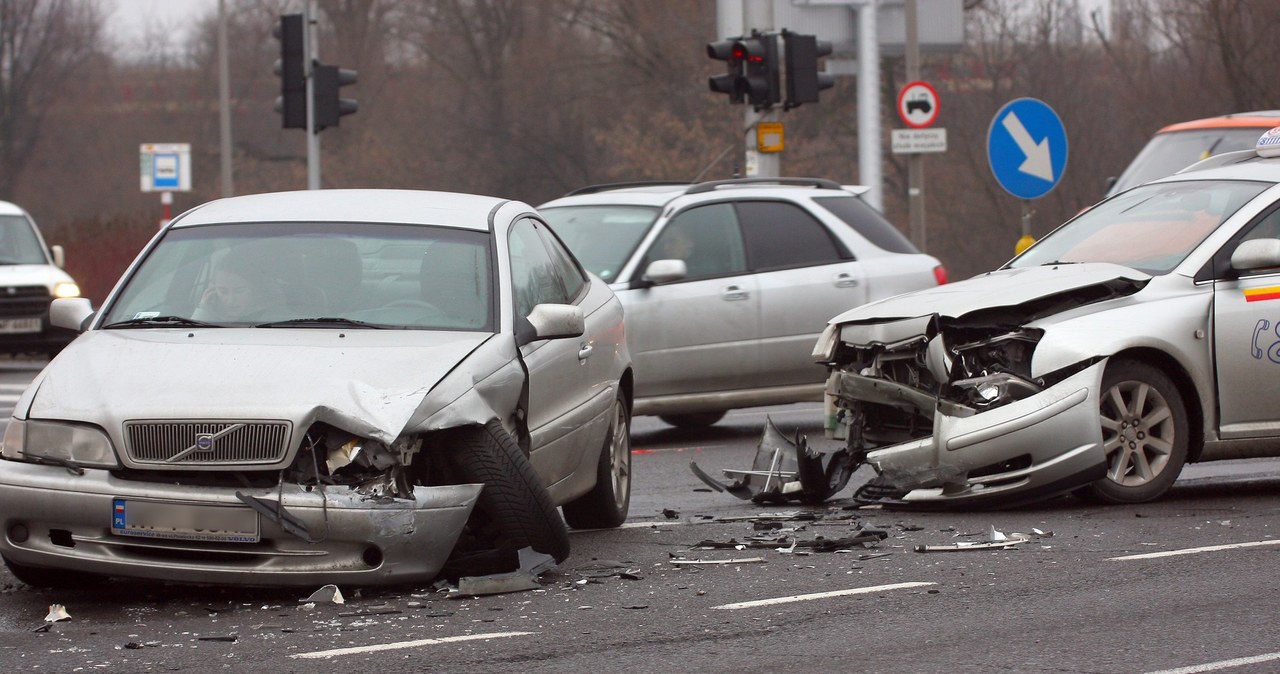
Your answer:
(689, 415), (856, 505)
(301, 584), (345, 604)
(451, 547), (558, 597)
(44, 604), (71, 622)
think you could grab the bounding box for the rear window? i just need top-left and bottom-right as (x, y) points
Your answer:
(812, 196), (920, 254)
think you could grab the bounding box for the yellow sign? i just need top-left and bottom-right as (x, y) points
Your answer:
(757, 122), (784, 153)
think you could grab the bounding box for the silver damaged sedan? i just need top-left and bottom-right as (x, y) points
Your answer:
(0, 189), (633, 586)
(815, 139), (1280, 507)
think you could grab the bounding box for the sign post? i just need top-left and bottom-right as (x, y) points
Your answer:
(986, 98), (1068, 252)
(893, 74), (943, 251)
(140, 143), (192, 228)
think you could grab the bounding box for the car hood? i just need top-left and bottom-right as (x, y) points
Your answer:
(28, 328), (496, 442)
(828, 263), (1151, 326)
(0, 263), (75, 288)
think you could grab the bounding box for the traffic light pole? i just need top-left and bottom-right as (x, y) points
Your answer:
(744, 0), (778, 178)
(305, 0), (321, 190)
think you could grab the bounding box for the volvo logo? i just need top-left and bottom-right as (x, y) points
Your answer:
(194, 433), (215, 452)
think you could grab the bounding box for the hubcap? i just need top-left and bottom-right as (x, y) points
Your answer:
(1100, 379), (1175, 487)
(608, 401), (631, 510)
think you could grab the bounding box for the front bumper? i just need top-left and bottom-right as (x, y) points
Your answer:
(850, 361), (1109, 505)
(0, 461), (481, 586)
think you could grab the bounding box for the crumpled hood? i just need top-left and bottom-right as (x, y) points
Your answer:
(27, 328), (496, 443)
(828, 263), (1150, 326)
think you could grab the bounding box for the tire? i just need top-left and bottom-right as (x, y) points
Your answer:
(659, 411), (725, 428)
(1081, 359), (1189, 504)
(563, 392), (632, 529)
(3, 556), (100, 589)
(442, 420), (570, 577)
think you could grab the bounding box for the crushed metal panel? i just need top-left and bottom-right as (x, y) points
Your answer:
(689, 415), (856, 504)
(451, 547), (558, 597)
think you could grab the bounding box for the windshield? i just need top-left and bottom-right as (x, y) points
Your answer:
(0, 214), (49, 265)
(101, 222), (494, 330)
(1109, 127), (1268, 196)
(540, 205), (659, 281)
(1011, 180), (1270, 274)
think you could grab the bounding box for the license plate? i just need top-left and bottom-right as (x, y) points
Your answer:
(0, 317), (41, 334)
(111, 498), (260, 543)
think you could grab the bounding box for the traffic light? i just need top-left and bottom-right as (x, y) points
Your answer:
(273, 13), (306, 129)
(740, 32), (779, 110)
(783, 31), (834, 109)
(313, 63), (358, 131)
(707, 39), (745, 104)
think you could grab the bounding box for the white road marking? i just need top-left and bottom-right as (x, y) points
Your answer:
(289, 631), (534, 659)
(1108, 539), (1280, 561)
(1142, 651), (1280, 674)
(712, 581), (935, 610)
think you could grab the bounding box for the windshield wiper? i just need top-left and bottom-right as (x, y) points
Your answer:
(254, 317), (389, 329)
(103, 315), (218, 329)
(27, 455), (85, 476)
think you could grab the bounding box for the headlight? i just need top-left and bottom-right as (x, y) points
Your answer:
(812, 323), (840, 362)
(53, 282), (81, 298)
(1, 418), (119, 468)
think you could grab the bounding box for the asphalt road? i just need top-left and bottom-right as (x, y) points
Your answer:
(2, 365), (1280, 673)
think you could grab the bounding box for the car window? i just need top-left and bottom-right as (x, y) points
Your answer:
(812, 196), (920, 254)
(101, 222), (495, 331)
(539, 205), (659, 282)
(1110, 128), (1269, 196)
(647, 203), (747, 280)
(536, 220), (587, 301)
(0, 215), (48, 265)
(736, 201), (846, 270)
(509, 218), (570, 316)
(1011, 180), (1270, 274)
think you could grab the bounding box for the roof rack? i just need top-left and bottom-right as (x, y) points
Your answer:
(563, 180), (691, 197)
(684, 177), (842, 195)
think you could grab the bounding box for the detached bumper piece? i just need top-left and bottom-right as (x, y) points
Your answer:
(689, 416), (858, 504)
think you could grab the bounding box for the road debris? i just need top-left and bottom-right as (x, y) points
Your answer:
(913, 525), (1049, 552)
(669, 557), (767, 566)
(692, 531), (888, 552)
(197, 635), (239, 643)
(451, 547), (557, 597)
(301, 584), (345, 605)
(689, 416), (856, 504)
(575, 560), (643, 581)
(44, 604), (71, 622)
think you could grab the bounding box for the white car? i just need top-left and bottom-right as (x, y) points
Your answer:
(541, 178), (945, 428)
(815, 131), (1280, 507)
(0, 200), (81, 356)
(0, 189), (632, 587)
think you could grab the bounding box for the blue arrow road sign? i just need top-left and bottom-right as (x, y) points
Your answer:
(987, 98), (1068, 200)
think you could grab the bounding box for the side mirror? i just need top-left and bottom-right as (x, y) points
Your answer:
(642, 259), (687, 285)
(51, 297), (93, 332)
(527, 303), (584, 340)
(1231, 239), (1280, 272)
(50, 244), (65, 268)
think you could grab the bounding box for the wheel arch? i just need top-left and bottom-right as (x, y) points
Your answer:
(1108, 347), (1206, 462)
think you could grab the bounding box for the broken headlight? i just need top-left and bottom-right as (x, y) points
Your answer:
(812, 323), (840, 362)
(951, 373), (1043, 409)
(1, 418), (121, 468)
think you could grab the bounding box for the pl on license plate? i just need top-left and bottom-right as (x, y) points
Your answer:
(111, 498), (260, 543)
(0, 317), (41, 334)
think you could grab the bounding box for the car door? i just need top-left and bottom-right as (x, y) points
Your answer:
(508, 217), (603, 486)
(737, 200), (868, 388)
(619, 202), (758, 398)
(1213, 206), (1280, 438)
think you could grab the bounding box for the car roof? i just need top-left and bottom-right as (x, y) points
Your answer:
(539, 177), (860, 210)
(1162, 149), (1280, 183)
(0, 200), (28, 217)
(171, 189), (511, 231)
(1158, 111), (1280, 134)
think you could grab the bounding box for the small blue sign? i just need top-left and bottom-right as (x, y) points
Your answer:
(986, 98), (1068, 200)
(152, 153), (180, 189)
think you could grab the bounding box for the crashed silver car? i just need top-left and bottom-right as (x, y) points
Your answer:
(0, 189), (633, 586)
(814, 137), (1280, 507)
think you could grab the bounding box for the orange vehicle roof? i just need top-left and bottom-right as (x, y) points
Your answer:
(1159, 111), (1280, 133)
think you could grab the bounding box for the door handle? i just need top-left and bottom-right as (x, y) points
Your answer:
(578, 344), (594, 360)
(722, 285), (750, 301)
(834, 273), (859, 288)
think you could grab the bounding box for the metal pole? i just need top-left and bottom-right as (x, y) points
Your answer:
(744, 0), (778, 178)
(857, 0), (882, 210)
(905, 0), (925, 251)
(217, 0), (234, 197)
(305, 0), (321, 190)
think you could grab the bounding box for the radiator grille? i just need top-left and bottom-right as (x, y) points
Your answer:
(125, 421), (291, 465)
(0, 286), (51, 318)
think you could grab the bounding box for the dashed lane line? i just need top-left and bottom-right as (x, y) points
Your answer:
(1107, 539), (1280, 561)
(1142, 651), (1280, 674)
(289, 631), (535, 659)
(712, 581), (936, 610)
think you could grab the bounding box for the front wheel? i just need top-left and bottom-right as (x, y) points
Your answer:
(1080, 360), (1189, 504)
(442, 420), (570, 576)
(563, 392), (632, 529)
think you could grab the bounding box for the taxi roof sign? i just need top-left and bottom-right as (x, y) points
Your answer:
(1256, 127), (1280, 158)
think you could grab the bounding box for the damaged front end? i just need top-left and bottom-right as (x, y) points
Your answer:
(817, 311), (1109, 507)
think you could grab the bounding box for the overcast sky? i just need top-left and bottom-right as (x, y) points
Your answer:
(106, 0), (217, 51)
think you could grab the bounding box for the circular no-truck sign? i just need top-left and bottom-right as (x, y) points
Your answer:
(897, 81), (940, 128)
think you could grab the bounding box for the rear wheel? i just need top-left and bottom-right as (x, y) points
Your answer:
(442, 420), (570, 577)
(563, 392), (632, 529)
(1081, 360), (1188, 504)
(659, 411), (725, 428)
